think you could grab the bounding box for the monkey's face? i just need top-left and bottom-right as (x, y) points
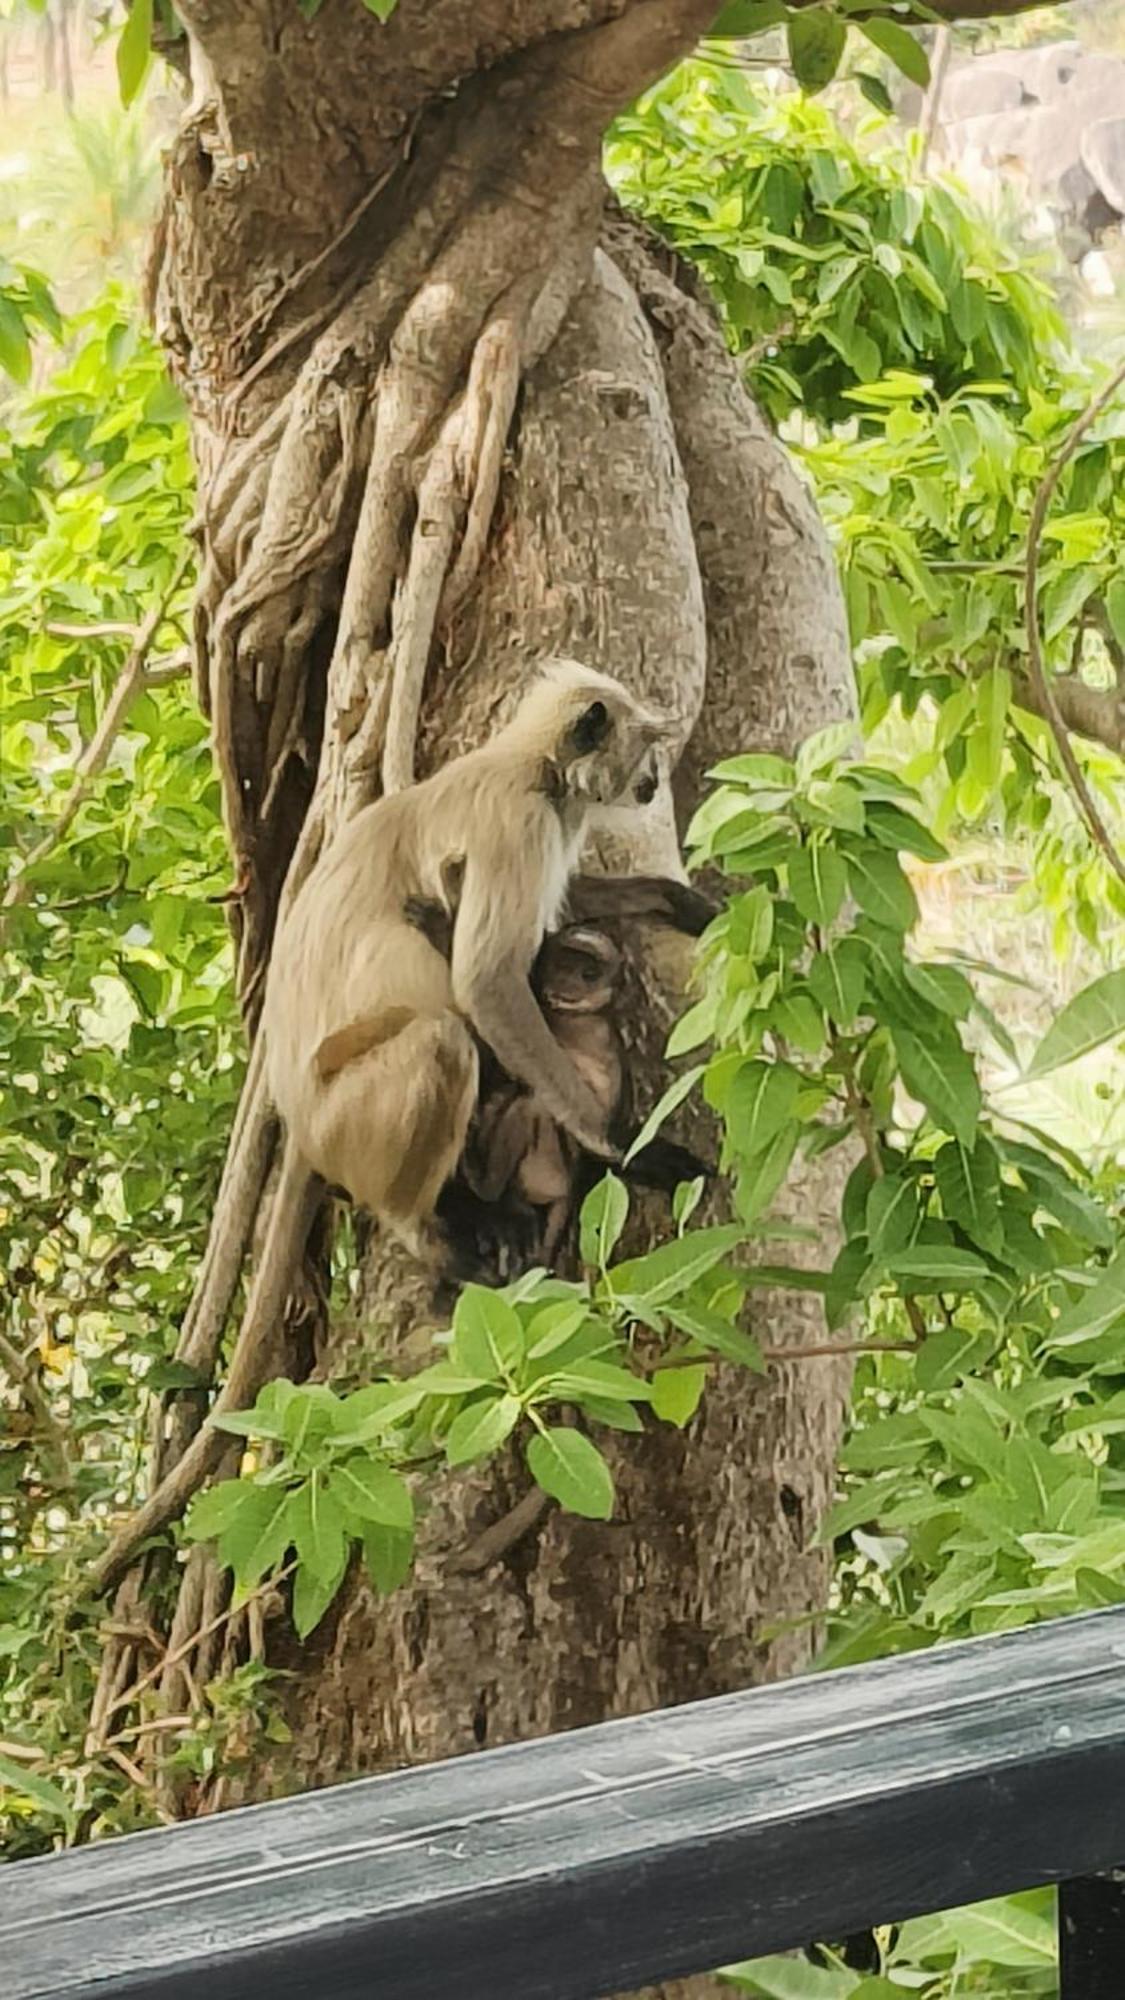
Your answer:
(560, 687), (671, 807)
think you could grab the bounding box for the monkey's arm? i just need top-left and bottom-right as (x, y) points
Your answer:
(564, 874), (718, 936)
(451, 860), (617, 1161)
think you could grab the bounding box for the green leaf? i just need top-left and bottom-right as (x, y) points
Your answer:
(665, 1303), (764, 1371)
(859, 17), (929, 87)
(864, 800), (946, 862)
(651, 1365), (708, 1427)
(708, 0), (786, 35)
(292, 1559), (346, 1640)
(1049, 1247), (1125, 1348)
(623, 1065), (705, 1166)
(360, 0), (399, 16)
(607, 1225), (743, 1308)
(217, 1485), (297, 1588)
(787, 843), (847, 926)
(452, 1285), (525, 1381)
(856, 71), (893, 116)
(808, 939), (868, 1026)
(788, 6), (846, 94)
(527, 1427), (614, 1519)
(363, 1520), (414, 1596)
(726, 1060), (800, 1159)
(525, 1301), (595, 1360)
(116, 0), (153, 106)
(328, 1457), (413, 1530)
(184, 1478), (259, 1544)
(903, 960), (973, 1020)
(865, 1173), (919, 1261)
(1106, 575), (1125, 653)
(291, 1476), (349, 1584)
(915, 1323), (991, 1393)
(847, 849), (918, 931)
(1025, 968), (1125, 1079)
(934, 1137), (1003, 1254)
(445, 1393), (522, 1466)
(0, 1754), (73, 1828)
(735, 1121), (799, 1223)
(721, 1954), (858, 1998)
(883, 1245), (991, 1292)
(892, 1024), (981, 1147)
(546, 1360), (650, 1404)
(579, 1172), (630, 1267)
(0, 295), (31, 386)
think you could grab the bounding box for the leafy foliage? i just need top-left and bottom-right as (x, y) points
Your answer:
(610, 58), (1125, 949)
(0, 292), (238, 1855)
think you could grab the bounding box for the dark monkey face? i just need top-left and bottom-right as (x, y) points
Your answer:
(560, 687), (671, 807)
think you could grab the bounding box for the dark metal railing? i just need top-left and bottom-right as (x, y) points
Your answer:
(5, 1606), (1125, 1998)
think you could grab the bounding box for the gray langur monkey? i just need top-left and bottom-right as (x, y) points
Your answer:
(262, 660), (706, 1274)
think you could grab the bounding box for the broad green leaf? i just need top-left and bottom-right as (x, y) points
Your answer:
(328, 1457), (413, 1530)
(903, 960), (973, 1020)
(291, 1476), (349, 1584)
(360, 0), (399, 16)
(859, 17), (929, 87)
(452, 1285), (525, 1381)
(526, 1301), (595, 1359)
(116, 0), (153, 105)
(865, 1173), (920, 1261)
(892, 1024), (981, 1147)
(856, 72), (893, 116)
(623, 1065), (705, 1166)
(607, 1225), (743, 1308)
(795, 719), (857, 779)
(363, 1521), (414, 1596)
(184, 1478), (259, 1543)
(1025, 968), (1125, 1079)
(788, 6), (846, 94)
(864, 800), (947, 862)
(914, 1323), (991, 1393)
(934, 1137), (1003, 1254)
(736, 1121), (800, 1223)
(0, 295), (31, 386)
(1049, 1247), (1125, 1348)
(0, 1755), (73, 1828)
(292, 1558), (347, 1640)
(546, 1360), (650, 1404)
(579, 1172), (630, 1267)
(883, 1245), (991, 1292)
(726, 1060), (800, 1158)
(664, 1303), (764, 1371)
(847, 849), (918, 931)
(651, 1365), (707, 1428)
(787, 843), (847, 926)
(445, 1393), (521, 1466)
(527, 1427), (614, 1519)
(807, 938), (868, 1026)
(708, 0), (786, 36)
(218, 1485), (297, 1588)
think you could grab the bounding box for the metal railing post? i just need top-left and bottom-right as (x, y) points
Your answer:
(1059, 1872), (1125, 1998)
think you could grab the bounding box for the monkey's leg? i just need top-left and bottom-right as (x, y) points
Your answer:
(313, 1013), (479, 1274)
(564, 874), (718, 937)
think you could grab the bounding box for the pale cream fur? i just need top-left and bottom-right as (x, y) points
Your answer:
(262, 661), (668, 1266)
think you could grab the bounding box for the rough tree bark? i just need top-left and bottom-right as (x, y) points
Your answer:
(91, 5), (862, 1991)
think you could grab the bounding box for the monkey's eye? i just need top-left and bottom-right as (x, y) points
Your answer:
(572, 699), (611, 754)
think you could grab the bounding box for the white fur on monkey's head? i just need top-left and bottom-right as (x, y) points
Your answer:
(503, 658), (672, 807)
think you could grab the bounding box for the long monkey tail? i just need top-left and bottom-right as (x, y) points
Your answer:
(91, 1139), (322, 1597)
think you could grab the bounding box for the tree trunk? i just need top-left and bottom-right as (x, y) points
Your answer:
(94, 5), (855, 1989)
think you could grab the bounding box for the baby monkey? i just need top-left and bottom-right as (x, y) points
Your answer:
(263, 661), (712, 1274)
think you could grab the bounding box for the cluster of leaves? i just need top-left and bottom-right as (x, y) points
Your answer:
(0, 291), (239, 1852)
(611, 60), (1125, 952)
(726, 1890), (1056, 1999)
(187, 1201), (766, 1638)
(709, 2), (935, 104)
(0, 266), (60, 390)
(608, 61), (1056, 430)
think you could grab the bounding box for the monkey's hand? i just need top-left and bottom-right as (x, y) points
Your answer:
(624, 1137), (713, 1191)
